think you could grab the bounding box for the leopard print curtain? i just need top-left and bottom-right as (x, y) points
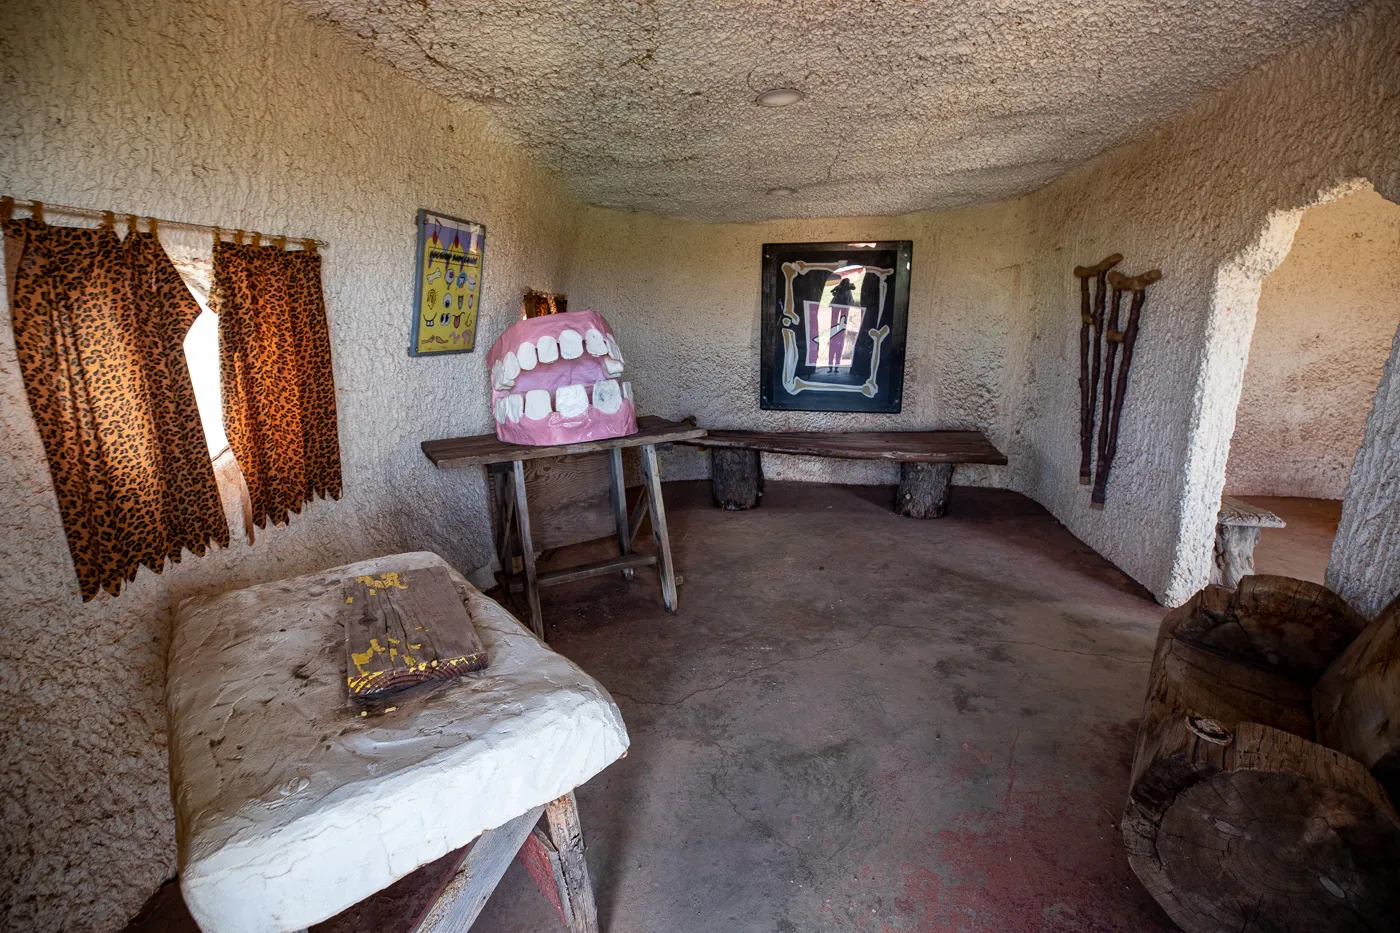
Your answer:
(3, 218), (229, 599)
(210, 241), (341, 533)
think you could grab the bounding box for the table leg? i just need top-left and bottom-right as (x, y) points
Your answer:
(545, 793), (600, 933)
(411, 804), (546, 933)
(608, 448), (635, 580)
(512, 459), (545, 640)
(492, 467), (517, 601)
(640, 444), (678, 611)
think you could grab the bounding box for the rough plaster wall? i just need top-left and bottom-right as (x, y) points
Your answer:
(1226, 188), (1400, 498)
(291, 0), (1365, 223)
(1014, 2), (1400, 607)
(564, 203), (1031, 488)
(0, 1), (581, 930)
(1328, 322), (1400, 617)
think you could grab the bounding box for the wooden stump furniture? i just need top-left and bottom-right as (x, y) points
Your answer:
(679, 429), (1006, 517)
(1124, 575), (1400, 933)
(1211, 495), (1285, 588)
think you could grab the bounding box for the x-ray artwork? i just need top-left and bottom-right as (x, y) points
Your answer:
(760, 241), (912, 412)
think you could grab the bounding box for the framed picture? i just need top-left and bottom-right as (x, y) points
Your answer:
(410, 209), (485, 356)
(760, 240), (912, 412)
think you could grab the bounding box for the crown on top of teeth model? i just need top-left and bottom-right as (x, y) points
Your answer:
(487, 309), (638, 445)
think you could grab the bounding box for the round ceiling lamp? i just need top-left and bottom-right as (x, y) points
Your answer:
(755, 87), (804, 107)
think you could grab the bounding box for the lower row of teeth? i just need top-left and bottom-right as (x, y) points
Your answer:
(495, 379), (632, 423)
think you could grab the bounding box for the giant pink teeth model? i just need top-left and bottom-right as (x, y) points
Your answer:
(487, 309), (638, 445)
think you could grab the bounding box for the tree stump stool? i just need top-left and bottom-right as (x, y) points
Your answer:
(711, 447), (762, 509)
(1124, 576), (1400, 933)
(1210, 495), (1285, 588)
(894, 462), (954, 518)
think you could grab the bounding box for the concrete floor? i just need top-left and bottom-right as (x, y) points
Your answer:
(125, 481), (1178, 933)
(1238, 495), (1342, 585)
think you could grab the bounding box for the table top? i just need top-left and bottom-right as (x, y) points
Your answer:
(422, 415), (706, 468)
(678, 428), (1007, 464)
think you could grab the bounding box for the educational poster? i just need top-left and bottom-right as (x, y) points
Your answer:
(410, 210), (485, 356)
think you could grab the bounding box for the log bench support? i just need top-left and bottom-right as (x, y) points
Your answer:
(682, 429), (1006, 520)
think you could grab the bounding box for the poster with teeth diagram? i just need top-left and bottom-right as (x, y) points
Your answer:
(410, 209), (486, 356)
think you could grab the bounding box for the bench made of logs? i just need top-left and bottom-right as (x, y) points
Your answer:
(1211, 494), (1286, 588)
(1125, 575), (1400, 932)
(678, 430), (1007, 518)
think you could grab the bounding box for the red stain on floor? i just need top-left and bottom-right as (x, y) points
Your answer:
(878, 722), (1173, 932)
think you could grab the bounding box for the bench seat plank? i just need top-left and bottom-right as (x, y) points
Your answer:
(1219, 494), (1287, 529)
(681, 429), (1007, 465)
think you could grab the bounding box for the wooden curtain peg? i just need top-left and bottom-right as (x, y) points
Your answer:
(31, 201), (44, 222)
(275, 235), (287, 250)
(212, 225), (222, 242)
(101, 211), (116, 229)
(251, 231), (261, 247)
(234, 229), (245, 245)
(147, 217), (159, 237)
(302, 238), (318, 254)
(126, 214), (139, 235)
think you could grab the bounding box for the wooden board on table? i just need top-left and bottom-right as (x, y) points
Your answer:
(522, 451), (621, 552)
(342, 566), (488, 703)
(422, 415), (705, 468)
(679, 429), (1007, 464)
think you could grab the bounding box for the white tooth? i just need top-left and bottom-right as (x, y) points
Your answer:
(494, 396), (505, 423)
(518, 341), (538, 370)
(505, 393), (524, 423)
(606, 334), (624, 363)
(524, 389), (552, 420)
(503, 351), (521, 383)
(537, 334), (559, 364)
(584, 328), (608, 356)
(556, 384), (589, 417)
(592, 379), (622, 414)
(621, 381), (633, 401)
(491, 359), (504, 390)
(603, 357), (625, 376)
(559, 328), (584, 359)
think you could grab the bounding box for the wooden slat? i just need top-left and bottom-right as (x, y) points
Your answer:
(1218, 494), (1287, 528)
(412, 805), (545, 933)
(342, 567), (488, 702)
(545, 793), (601, 933)
(679, 429), (1007, 465)
(422, 416), (706, 468)
(510, 553), (657, 591)
(522, 452), (617, 552)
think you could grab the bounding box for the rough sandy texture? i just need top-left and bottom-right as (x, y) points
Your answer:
(1015, 3), (1400, 607)
(168, 552), (627, 933)
(1226, 188), (1400, 498)
(0, 1), (583, 929)
(291, 0), (1363, 223)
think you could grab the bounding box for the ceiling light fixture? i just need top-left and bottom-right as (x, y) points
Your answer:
(767, 187), (796, 196)
(755, 87), (804, 107)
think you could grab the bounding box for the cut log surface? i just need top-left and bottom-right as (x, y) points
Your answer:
(1315, 593), (1400, 802)
(711, 447), (762, 509)
(1159, 576), (1367, 682)
(894, 462), (953, 519)
(1126, 583), (1400, 933)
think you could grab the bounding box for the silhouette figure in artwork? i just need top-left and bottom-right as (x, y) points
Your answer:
(813, 276), (861, 371)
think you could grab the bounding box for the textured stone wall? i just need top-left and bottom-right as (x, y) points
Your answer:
(565, 203), (1030, 488)
(1226, 188), (1400, 498)
(0, 1), (581, 930)
(1015, 4), (1400, 606)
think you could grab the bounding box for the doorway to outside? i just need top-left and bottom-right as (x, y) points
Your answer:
(1223, 185), (1400, 583)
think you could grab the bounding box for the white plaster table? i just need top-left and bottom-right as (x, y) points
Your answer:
(166, 551), (629, 933)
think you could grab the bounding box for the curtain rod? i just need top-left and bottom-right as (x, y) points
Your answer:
(1, 197), (329, 249)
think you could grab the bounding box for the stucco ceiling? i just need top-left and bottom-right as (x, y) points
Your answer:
(298, 0), (1365, 223)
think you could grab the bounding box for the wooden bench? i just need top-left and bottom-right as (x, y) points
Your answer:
(678, 430), (1007, 518)
(1211, 494), (1286, 588)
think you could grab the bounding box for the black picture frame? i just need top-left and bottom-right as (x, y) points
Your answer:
(760, 240), (912, 412)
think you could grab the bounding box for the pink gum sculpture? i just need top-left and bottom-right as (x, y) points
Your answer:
(487, 309), (638, 445)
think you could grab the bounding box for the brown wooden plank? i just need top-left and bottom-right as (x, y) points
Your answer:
(510, 553), (657, 592)
(679, 429), (1007, 465)
(545, 793), (601, 933)
(1218, 494), (1287, 528)
(342, 566), (488, 702)
(422, 415), (705, 468)
(522, 451), (617, 551)
(411, 805), (545, 933)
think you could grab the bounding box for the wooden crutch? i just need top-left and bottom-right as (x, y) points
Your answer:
(1073, 254), (1122, 485)
(1091, 268), (1161, 509)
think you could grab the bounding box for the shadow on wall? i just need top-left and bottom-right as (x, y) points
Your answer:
(1197, 180), (1400, 616)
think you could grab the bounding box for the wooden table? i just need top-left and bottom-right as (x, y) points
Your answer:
(423, 416), (705, 639)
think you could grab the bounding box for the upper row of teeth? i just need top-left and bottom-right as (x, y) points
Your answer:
(495, 380), (633, 423)
(492, 327), (624, 390)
